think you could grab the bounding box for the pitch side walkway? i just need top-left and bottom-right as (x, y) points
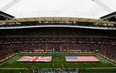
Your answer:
(0, 67), (116, 70)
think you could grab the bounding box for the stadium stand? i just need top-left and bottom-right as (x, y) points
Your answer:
(0, 15), (116, 73)
(0, 27), (116, 62)
(101, 11), (116, 22)
(0, 11), (14, 20)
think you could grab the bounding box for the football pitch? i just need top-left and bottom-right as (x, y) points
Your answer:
(0, 53), (116, 73)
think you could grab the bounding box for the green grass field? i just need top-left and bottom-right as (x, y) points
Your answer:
(0, 53), (116, 73)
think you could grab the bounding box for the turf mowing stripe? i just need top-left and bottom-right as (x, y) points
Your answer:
(96, 54), (116, 66)
(0, 67), (116, 69)
(83, 67), (116, 69)
(0, 68), (28, 70)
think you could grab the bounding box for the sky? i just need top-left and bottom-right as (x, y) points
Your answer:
(0, 0), (116, 19)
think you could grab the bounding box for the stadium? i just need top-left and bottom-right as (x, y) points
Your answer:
(0, 0), (116, 73)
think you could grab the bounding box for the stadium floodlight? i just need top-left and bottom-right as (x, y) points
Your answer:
(73, 21), (76, 23)
(66, 22), (69, 23)
(50, 21), (53, 23)
(39, 21), (41, 23)
(45, 21), (48, 23)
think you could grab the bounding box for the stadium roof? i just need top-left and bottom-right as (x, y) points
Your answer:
(12, 17), (115, 25)
(0, 0), (116, 19)
(0, 17), (116, 24)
